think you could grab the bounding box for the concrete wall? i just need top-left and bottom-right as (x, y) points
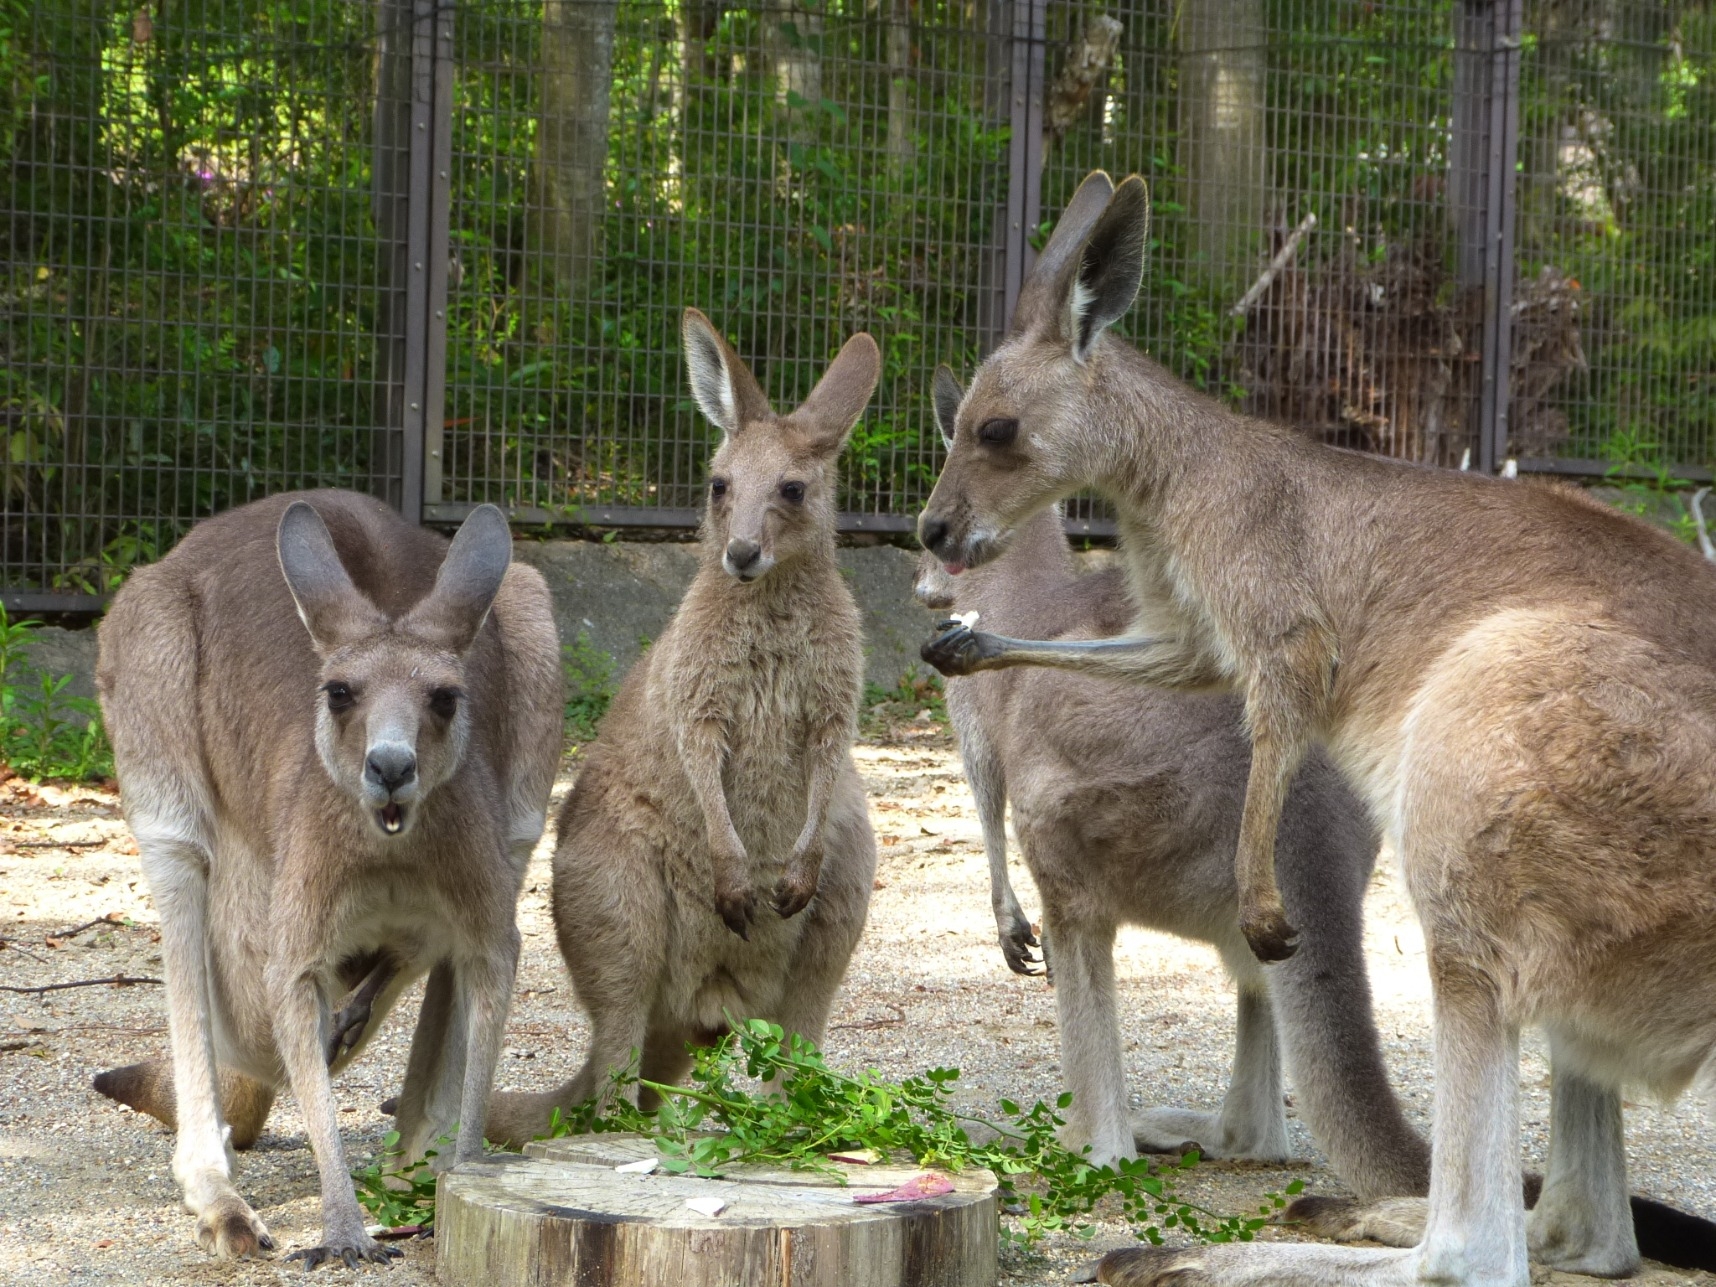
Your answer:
(511, 539), (935, 692)
(18, 537), (939, 703)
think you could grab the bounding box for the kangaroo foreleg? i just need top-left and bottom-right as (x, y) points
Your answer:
(921, 623), (1218, 688)
(774, 717), (845, 919)
(961, 720), (1039, 974)
(325, 952), (401, 1068)
(677, 716), (753, 937)
(269, 956), (399, 1268)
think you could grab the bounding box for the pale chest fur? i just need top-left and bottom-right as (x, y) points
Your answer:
(650, 566), (862, 858)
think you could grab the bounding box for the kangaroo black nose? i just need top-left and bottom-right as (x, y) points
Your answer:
(726, 538), (761, 570)
(365, 746), (416, 792)
(919, 516), (949, 553)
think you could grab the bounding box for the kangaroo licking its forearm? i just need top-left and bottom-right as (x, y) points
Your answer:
(94, 491), (562, 1266)
(915, 464), (1426, 1198)
(483, 310), (879, 1148)
(915, 484), (1716, 1265)
(918, 171), (1716, 1284)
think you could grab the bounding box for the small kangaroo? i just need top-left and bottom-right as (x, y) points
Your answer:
(483, 310), (879, 1147)
(914, 386), (1425, 1194)
(95, 491), (561, 1267)
(918, 171), (1716, 1284)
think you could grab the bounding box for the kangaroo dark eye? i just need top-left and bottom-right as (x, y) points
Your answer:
(977, 417), (1019, 447)
(779, 481), (805, 504)
(710, 478), (728, 498)
(428, 687), (460, 720)
(323, 682), (355, 713)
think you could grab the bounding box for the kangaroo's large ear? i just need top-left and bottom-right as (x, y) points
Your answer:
(1065, 175), (1150, 362)
(278, 502), (384, 653)
(1009, 170), (1116, 337)
(683, 307), (772, 439)
(402, 503), (512, 653)
(794, 332), (881, 454)
(932, 364), (964, 449)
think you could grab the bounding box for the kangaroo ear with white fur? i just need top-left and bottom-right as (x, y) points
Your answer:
(932, 364), (963, 450)
(1010, 170), (1116, 337)
(277, 502), (384, 653)
(682, 308), (772, 439)
(1065, 175), (1150, 363)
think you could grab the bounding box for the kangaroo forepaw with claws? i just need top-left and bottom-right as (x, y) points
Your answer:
(714, 886), (757, 939)
(920, 621), (999, 676)
(999, 920), (1042, 976)
(1241, 907), (1299, 962)
(771, 873), (818, 920)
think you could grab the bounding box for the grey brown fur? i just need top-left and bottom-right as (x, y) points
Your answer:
(95, 490), (562, 1266)
(484, 310), (879, 1147)
(919, 170), (1716, 1286)
(915, 494), (1427, 1199)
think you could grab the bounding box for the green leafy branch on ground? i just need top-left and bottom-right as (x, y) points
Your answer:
(545, 1018), (1301, 1249)
(352, 1130), (444, 1232)
(0, 606), (112, 783)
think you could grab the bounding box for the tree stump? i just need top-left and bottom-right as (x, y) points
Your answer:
(436, 1133), (999, 1287)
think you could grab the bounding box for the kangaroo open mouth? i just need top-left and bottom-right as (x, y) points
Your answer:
(379, 803), (404, 835)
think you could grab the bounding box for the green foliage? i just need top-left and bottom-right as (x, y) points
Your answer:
(1599, 427), (1702, 545)
(351, 1129), (445, 1231)
(1514, 7), (1716, 465)
(546, 1018), (1304, 1249)
(0, 606), (112, 781)
(860, 670), (948, 737)
(563, 630), (617, 744)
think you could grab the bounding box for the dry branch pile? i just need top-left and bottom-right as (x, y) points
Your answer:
(1235, 217), (1586, 465)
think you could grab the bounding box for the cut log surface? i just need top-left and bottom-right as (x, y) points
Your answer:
(437, 1132), (999, 1287)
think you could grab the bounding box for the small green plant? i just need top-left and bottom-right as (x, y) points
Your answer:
(0, 605), (113, 782)
(351, 1129), (447, 1231)
(1599, 428), (1702, 545)
(545, 1019), (1302, 1250)
(860, 670), (949, 737)
(563, 630), (618, 744)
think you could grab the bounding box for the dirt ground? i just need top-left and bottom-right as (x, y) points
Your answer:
(0, 721), (1712, 1286)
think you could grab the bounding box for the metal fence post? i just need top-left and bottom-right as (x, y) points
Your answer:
(418, 0), (454, 516)
(373, 0), (451, 525)
(1001, 0), (1047, 330)
(1451, 0), (1522, 475)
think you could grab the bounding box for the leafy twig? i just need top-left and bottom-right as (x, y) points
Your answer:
(543, 1019), (1303, 1249)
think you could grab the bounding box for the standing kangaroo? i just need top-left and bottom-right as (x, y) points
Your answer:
(918, 170), (1716, 1284)
(483, 310), (878, 1147)
(914, 487), (1427, 1197)
(95, 491), (561, 1267)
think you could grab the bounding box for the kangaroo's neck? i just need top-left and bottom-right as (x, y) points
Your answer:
(1086, 342), (1309, 560)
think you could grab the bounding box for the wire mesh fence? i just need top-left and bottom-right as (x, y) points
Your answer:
(1, 0), (1712, 603)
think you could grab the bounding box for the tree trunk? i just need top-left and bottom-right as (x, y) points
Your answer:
(1176, 0), (1267, 289)
(532, 0), (619, 299)
(437, 1134), (1000, 1287)
(885, 0), (914, 165)
(765, 0), (824, 141)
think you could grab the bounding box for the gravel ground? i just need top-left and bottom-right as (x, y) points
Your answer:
(0, 727), (1712, 1286)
